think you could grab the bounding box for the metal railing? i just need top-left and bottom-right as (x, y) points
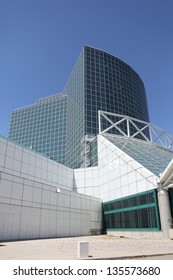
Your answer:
(98, 111), (173, 151)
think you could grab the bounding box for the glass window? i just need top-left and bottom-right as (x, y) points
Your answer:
(103, 190), (160, 230)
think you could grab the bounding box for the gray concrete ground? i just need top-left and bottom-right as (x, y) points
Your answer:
(0, 235), (173, 260)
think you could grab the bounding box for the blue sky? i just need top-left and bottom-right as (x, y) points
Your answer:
(1, 0), (173, 136)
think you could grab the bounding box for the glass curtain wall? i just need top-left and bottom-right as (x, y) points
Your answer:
(64, 48), (85, 168)
(9, 94), (68, 164)
(64, 46), (150, 168)
(84, 46), (150, 136)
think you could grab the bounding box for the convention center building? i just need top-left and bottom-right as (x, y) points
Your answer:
(0, 46), (173, 240)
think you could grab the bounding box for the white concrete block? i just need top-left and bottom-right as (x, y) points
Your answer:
(77, 241), (89, 258)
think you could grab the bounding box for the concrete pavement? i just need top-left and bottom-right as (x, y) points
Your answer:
(0, 235), (173, 260)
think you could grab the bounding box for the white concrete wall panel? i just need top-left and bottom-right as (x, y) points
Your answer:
(97, 135), (158, 202)
(0, 137), (102, 241)
(75, 135), (158, 203)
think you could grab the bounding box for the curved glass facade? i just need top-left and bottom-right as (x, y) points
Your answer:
(84, 46), (149, 135)
(65, 46), (150, 168)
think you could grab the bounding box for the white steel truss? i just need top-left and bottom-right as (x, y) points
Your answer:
(98, 110), (173, 151)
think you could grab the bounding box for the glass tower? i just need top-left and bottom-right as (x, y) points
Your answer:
(9, 93), (68, 164)
(9, 46), (150, 169)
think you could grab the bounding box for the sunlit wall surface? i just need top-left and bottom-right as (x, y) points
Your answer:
(0, 135), (102, 241)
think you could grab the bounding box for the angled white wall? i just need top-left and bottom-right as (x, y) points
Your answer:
(74, 166), (99, 197)
(75, 135), (158, 202)
(0, 136), (102, 241)
(97, 135), (158, 202)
